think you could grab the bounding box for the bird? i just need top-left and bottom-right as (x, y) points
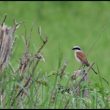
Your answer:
(72, 46), (97, 74)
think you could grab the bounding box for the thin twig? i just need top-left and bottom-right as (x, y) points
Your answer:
(36, 37), (48, 55)
(37, 26), (48, 53)
(12, 20), (22, 33)
(11, 27), (48, 106)
(1, 14), (7, 27)
(11, 55), (41, 106)
(48, 61), (67, 78)
(60, 61), (67, 79)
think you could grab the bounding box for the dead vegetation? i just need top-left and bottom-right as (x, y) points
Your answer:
(0, 15), (21, 72)
(0, 15), (109, 109)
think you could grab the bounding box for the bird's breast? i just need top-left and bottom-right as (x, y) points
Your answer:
(74, 52), (81, 63)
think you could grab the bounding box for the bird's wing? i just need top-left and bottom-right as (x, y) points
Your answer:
(76, 51), (89, 66)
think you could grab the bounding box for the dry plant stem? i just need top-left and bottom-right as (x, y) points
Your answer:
(11, 35), (48, 106)
(28, 36), (48, 69)
(60, 62), (67, 79)
(36, 37), (48, 55)
(48, 62), (67, 78)
(21, 34), (48, 90)
(1, 14), (7, 27)
(11, 57), (40, 106)
(75, 63), (95, 94)
(18, 36), (30, 74)
(48, 72), (58, 107)
(15, 25), (31, 74)
(19, 37), (48, 94)
(12, 20), (22, 34)
(0, 16), (21, 72)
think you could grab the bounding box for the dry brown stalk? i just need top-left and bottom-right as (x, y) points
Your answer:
(60, 61), (67, 79)
(74, 63), (95, 96)
(11, 26), (48, 106)
(0, 15), (20, 72)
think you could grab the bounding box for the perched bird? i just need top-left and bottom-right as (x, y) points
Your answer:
(72, 46), (97, 74)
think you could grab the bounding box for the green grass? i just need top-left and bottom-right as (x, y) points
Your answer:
(0, 1), (110, 109)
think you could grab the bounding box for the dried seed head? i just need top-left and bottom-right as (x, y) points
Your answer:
(71, 70), (82, 80)
(35, 53), (45, 62)
(19, 51), (31, 74)
(0, 23), (17, 72)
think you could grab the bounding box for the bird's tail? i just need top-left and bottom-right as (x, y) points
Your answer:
(91, 67), (97, 74)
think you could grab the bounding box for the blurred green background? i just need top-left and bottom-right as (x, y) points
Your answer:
(0, 1), (110, 84)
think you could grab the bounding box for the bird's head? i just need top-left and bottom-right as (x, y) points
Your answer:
(72, 46), (81, 51)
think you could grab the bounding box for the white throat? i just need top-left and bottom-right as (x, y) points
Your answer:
(74, 50), (81, 63)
